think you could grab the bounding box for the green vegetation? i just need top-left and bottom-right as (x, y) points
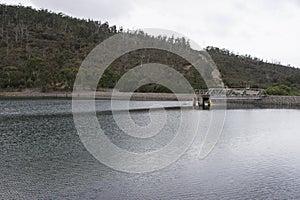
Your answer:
(207, 47), (300, 95)
(0, 4), (115, 91)
(0, 4), (300, 95)
(265, 84), (300, 96)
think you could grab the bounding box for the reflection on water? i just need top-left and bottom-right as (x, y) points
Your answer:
(0, 99), (300, 199)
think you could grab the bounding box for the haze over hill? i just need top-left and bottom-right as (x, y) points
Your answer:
(0, 4), (300, 95)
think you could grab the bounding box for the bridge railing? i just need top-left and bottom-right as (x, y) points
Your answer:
(195, 88), (267, 97)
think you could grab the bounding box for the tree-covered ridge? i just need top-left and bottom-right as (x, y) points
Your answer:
(98, 48), (208, 93)
(0, 4), (300, 95)
(0, 4), (117, 91)
(207, 47), (300, 95)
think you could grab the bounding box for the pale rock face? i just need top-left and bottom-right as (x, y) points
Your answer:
(211, 68), (224, 87)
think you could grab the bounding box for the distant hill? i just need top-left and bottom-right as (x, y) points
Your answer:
(0, 4), (300, 95)
(207, 47), (300, 95)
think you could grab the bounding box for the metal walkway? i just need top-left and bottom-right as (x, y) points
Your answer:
(195, 88), (267, 100)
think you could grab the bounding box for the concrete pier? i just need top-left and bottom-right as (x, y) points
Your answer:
(193, 93), (211, 109)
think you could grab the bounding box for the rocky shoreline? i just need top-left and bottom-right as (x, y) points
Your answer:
(261, 96), (300, 106)
(225, 96), (300, 107)
(0, 91), (190, 101)
(1, 91), (300, 107)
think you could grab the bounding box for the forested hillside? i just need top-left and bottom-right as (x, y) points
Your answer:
(1, 4), (300, 95)
(207, 47), (300, 95)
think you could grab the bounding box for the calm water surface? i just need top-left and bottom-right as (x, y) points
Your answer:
(0, 99), (300, 199)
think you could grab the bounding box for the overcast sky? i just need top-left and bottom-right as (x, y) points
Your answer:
(1, 0), (300, 67)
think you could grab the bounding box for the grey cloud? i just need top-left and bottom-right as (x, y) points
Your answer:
(30, 0), (134, 21)
(26, 0), (300, 66)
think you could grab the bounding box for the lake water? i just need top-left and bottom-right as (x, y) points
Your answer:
(1, 99), (300, 199)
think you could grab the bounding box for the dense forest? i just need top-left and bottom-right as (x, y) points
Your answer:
(0, 4), (300, 95)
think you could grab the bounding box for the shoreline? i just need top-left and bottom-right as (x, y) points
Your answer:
(0, 91), (191, 101)
(1, 91), (300, 107)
